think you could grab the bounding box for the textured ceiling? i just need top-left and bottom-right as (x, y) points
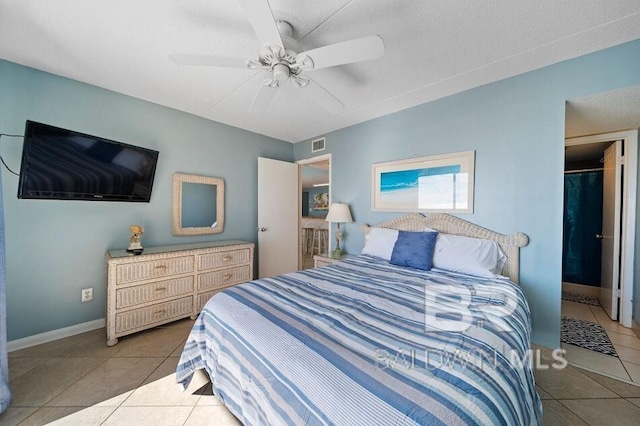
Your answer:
(1, 1), (640, 143)
(565, 84), (640, 165)
(566, 85), (640, 139)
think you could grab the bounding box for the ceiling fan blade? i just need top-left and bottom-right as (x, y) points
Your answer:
(298, 77), (345, 114)
(296, 35), (384, 71)
(169, 53), (249, 68)
(250, 80), (278, 113)
(238, 0), (284, 50)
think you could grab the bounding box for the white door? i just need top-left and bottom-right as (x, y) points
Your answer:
(600, 141), (622, 320)
(258, 157), (299, 278)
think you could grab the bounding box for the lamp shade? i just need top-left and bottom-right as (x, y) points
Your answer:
(325, 203), (353, 223)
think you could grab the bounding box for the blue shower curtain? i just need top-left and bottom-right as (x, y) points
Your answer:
(0, 168), (11, 412)
(562, 171), (603, 286)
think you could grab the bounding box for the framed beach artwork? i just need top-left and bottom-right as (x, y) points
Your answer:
(371, 151), (475, 213)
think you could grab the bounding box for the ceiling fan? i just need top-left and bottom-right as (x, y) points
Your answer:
(169, 0), (384, 113)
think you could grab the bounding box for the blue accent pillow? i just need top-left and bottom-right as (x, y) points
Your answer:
(390, 231), (438, 271)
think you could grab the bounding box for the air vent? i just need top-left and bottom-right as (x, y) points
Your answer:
(311, 137), (326, 153)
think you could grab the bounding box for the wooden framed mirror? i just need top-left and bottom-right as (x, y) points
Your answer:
(172, 173), (225, 236)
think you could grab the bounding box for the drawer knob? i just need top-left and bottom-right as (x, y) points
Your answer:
(154, 265), (167, 269)
(153, 309), (166, 316)
(154, 287), (167, 292)
(223, 273), (233, 280)
(222, 256), (233, 262)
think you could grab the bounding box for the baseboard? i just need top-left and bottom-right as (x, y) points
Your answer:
(7, 318), (105, 353)
(562, 282), (600, 299)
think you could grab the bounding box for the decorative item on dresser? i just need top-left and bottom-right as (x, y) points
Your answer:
(105, 240), (253, 346)
(126, 225), (144, 254)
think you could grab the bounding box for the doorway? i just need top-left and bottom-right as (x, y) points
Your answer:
(563, 131), (637, 327)
(560, 130), (638, 379)
(297, 154), (331, 270)
(562, 141), (611, 296)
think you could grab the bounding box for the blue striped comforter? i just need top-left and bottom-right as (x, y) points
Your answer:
(177, 255), (542, 425)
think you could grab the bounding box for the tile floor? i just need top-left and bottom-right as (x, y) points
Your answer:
(3, 313), (640, 425)
(0, 319), (241, 426)
(561, 299), (640, 383)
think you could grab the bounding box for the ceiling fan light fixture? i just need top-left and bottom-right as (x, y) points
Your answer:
(170, 0), (384, 113)
(272, 63), (290, 82)
(293, 76), (310, 88)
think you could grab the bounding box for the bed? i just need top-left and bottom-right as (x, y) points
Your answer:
(176, 213), (542, 425)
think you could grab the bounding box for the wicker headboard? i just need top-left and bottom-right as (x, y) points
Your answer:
(360, 213), (529, 283)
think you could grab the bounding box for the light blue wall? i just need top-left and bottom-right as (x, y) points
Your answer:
(294, 40), (640, 349)
(0, 60), (293, 341)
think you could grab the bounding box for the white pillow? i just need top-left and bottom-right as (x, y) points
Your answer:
(432, 234), (507, 278)
(361, 228), (399, 260)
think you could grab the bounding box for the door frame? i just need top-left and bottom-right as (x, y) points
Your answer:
(296, 153), (332, 269)
(565, 130), (637, 327)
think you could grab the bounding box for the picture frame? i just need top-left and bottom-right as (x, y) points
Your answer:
(313, 192), (329, 210)
(371, 151), (475, 213)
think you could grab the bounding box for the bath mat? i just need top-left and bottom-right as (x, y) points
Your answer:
(561, 291), (600, 306)
(561, 316), (618, 357)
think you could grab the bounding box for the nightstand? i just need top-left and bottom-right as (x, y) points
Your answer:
(313, 253), (351, 268)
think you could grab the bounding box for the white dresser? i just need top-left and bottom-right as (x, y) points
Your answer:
(106, 240), (254, 346)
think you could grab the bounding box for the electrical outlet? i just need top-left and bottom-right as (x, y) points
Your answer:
(81, 287), (93, 302)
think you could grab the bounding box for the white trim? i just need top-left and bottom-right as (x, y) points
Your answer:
(296, 153), (332, 166)
(565, 130), (637, 327)
(7, 318), (105, 352)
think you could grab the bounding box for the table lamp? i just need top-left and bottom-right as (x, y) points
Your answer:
(325, 203), (353, 259)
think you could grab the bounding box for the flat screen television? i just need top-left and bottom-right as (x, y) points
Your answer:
(17, 121), (159, 202)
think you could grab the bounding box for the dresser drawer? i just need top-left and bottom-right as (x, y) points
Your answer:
(115, 277), (194, 309)
(196, 290), (218, 312)
(198, 265), (251, 292)
(115, 296), (193, 333)
(115, 256), (194, 284)
(106, 241), (253, 346)
(198, 248), (251, 271)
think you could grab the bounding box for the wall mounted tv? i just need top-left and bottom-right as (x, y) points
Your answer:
(17, 121), (159, 202)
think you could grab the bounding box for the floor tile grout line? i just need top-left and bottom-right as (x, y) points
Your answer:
(620, 361), (638, 383)
(18, 354), (181, 423)
(182, 405), (198, 425)
(562, 306), (640, 382)
(607, 341), (640, 352)
(554, 396), (628, 401)
(38, 356), (112, 409)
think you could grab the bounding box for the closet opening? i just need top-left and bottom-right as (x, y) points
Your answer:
(297, 154), (331, 270)
(562, 141), (612, 301)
